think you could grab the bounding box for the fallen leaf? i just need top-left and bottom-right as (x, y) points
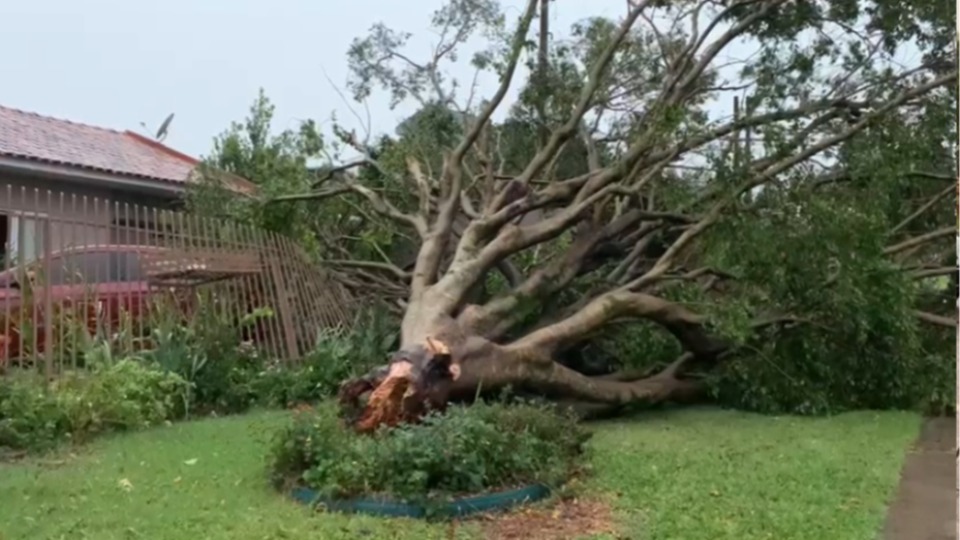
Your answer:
(184, 458), (198, 466)
(118, 478), (134, 492)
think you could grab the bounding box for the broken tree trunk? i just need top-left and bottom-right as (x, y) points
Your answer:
(338, 293), (722, 433)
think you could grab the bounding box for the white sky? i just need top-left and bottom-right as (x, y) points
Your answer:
(1, 0), (648, 159)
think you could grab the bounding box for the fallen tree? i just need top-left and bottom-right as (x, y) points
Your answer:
(262, 0), (956, 428)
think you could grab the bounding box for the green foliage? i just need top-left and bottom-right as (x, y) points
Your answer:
(190, 0), (953, 421)
(0, 360), (187, 453)
(140, 294), (274, 415)
(0, 370), (67, 452)
(252, 310), (396, 407)
(267, 400), (589, 511)
(913, 325), (955, 416)
(52, 360), (190, 440)
(185, 89), (327, 256)
(697, 191), (946, 414)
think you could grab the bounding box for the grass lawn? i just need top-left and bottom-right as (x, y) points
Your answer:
(0, 407), (920, 540)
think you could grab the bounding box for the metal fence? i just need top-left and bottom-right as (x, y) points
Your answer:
(0, 183), (355, 376)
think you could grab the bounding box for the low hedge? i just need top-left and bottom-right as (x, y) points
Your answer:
(267, 400), (591, 510)
(0, 360), (188, 453)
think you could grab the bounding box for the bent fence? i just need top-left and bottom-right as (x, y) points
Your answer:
(0, 183), (355, 376)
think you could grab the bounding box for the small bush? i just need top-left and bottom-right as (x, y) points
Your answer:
(253, 311), (397, 408)
(53, 360), (190, 440)
(0, 371), (67, 452)
(267, 400), (590, 509)
(141, 295), (271, 415)
(0, 360), (187, 453)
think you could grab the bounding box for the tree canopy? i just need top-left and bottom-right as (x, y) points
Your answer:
(195, 0), (957, 419)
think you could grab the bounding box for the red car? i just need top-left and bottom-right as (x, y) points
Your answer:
(0, 244), (270, 367)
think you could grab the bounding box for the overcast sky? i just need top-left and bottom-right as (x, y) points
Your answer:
(0, 0), (648, 159)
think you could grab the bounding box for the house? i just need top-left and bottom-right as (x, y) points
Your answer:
(0, 104), (256, 261)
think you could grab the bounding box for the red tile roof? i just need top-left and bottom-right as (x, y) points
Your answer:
(0, 105), (256, 194)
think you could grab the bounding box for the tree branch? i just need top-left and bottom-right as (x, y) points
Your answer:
(507, 290), (726, 358)
(884, 227), (955, 256)
(915, 310), (956, 327)
(911, 267), (958, 279)
(406, 0), (539, 307)
(890, 183), (954, 235)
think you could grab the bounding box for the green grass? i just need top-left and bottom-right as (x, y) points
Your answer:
(588, 407), (921, 540)
(0, 407), (920, 540)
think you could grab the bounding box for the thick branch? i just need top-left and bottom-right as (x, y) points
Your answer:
(507, 290), (725, 358)
(530, 361), (705, 406)
(890, 183), (954, 235)
(884, 227), (955, 256)
(915, 310), (957, 327)
(407, 0), (538, 307)
(509, 0), (651, 189)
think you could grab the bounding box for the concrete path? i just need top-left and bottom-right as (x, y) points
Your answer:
(882, 417), (957, 540)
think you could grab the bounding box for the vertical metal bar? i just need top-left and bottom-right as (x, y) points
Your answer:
(80, 195), (91, 367)
(201, 214), (235, 345)
(131, 201), (143, 349)
(30, 188), (39, 370)
(150, 206), (164, 335)
(169, 208), (190, 326)
(174, 210), (193, 326)
(93, 196), (105, 349)
(2, 184), (12, 371)
(15, 188), (26, 369)
(56, 190), (65, 372)
(42, 191), (53, 378)
(277, 236), (317, 359)
(69, 193), (79, 368)
(250, 225), (287, 360)
(111, 199), (125, 355)
(265, 231), (299, 363)
(239, 222), (274, 360)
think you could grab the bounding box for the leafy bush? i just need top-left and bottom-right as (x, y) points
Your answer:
(52, 360), (190, 440)
(253, 310), (397, 407)
(0, 370), (66, 452)
(685, 193), (952, 416)
(141, 294), (271, 415)
(0, 360), (187, 453)
(267, 400), (590, 510)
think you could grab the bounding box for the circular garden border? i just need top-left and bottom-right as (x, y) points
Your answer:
(290, 484), (551, 518)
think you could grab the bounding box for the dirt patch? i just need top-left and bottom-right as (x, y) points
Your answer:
(881, 417), (957, 540)
(472, 497), (619, 540)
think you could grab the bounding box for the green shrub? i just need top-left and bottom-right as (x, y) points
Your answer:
(0, 360), (187, 452)
(253, 310), (397, 408)
(0, 371), (66, 452)
(267, 400), (590, 510)
(141, 295), (271, 415)
(52, 360), (190, 440)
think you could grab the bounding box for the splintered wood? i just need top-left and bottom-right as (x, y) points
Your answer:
(348, 337), (453, 434)
(354, 373), (413, 434)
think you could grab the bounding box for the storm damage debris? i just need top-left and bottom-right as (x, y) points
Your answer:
(339, 337), (461, 434)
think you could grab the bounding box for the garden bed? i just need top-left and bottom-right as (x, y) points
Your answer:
(267, 401), (590, 518)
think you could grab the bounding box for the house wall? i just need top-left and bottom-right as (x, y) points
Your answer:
(0, 172), (178, 259)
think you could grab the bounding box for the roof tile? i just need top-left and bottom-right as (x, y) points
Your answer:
(0, 105), (210, 187)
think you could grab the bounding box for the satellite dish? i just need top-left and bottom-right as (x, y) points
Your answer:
(155, 113), (175, 142)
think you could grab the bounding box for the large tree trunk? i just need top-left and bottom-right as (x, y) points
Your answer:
(338, 291), (721, 432)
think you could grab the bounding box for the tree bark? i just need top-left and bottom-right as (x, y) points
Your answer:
(339, 290), (719, 432)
